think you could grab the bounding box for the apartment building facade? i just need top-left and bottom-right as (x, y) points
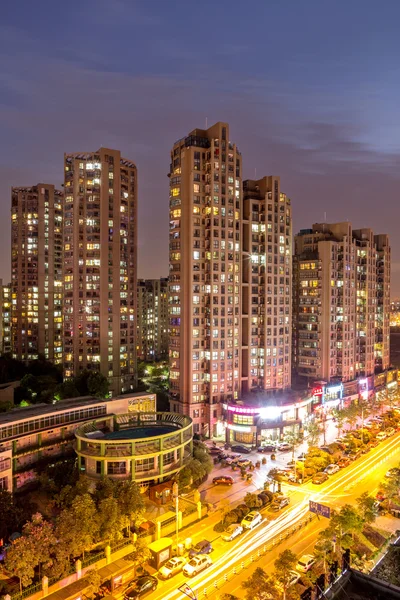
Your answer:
(168, 122), (242, 437)
(137, 278), (168, 361)
(63, 148), (137, 395)
(11, 185), (63, 363)
(0, 280), (11, 355)
(293, 222), (390, 384)
(242, 177), (292, 395)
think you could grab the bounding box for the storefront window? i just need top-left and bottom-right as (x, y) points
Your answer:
(232, 414), (254, 425)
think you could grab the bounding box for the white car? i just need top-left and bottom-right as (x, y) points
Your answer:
(324, 464), (340, 475)
(277, 570), (301, 590)
(183, 555), (212, 577)
(222, 524), (243, 541)
(241, 511), (262, 530)
(376, 431), (387, 441)
(158, 556), (187, 579)
(296, 554), (316, 573)
(278, 443), (292, 452)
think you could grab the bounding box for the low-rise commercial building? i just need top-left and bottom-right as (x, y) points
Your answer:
(75, 412), (193, 489)
(0, 392), (156, 492)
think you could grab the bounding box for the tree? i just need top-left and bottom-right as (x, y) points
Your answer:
(98, 497), (123, 544)
(4, 536), (37, 592)
(116, 480), (145, 530)
(244, 493), (262, 510)
(274, 549), (297, 597)
(126, 539), (152, 569)
(305, 420), (320, 448)
(332, 505), (364, 541)
(356, 492), (378, 524)
(332, 408), (346, 438)
(84, 568), (102, 599)
(87, 371), (109, 398)
(343, 404), (359, 431)
(56, 493), (99, 559)
(54, 474), (91, 509)
(54, 380), (80, 401)
(242, 566), (278, 600)
(0, 490), (24, 541)
(22, 513), (56, 578)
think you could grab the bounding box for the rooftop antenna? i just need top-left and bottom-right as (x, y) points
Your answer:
(205, 117), (208, 129)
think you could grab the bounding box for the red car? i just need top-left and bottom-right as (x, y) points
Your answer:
(376, 490), (387, 502)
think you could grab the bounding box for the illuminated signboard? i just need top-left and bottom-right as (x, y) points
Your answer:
(312, 386), (323, 397)
(227, 424), (252, 433)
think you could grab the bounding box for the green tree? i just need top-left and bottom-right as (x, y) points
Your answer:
(98, 497), (123, 543)
(84, 568), (102, 599)
(54, 474), (91, 509)
(343, 404), (359, 431)
(56, 493), (99, 559)
(356, 492), (378, 524)
(4, 537), (37, 592)
(0, 490), (23, 541)
(87, 371), (109, 398)
(22, 513), (56, 578)
(126, 539), (152, 570)
(116, 480), (145, 530)
(54, 380), (80, 401)
(332, 505), (364, 541)
(274, 549), (297, 597)
(244, 492), (262, 510)
(305, 420), (320, 448)
(242, 566), (278, 600)
(332, 408), (346, 438)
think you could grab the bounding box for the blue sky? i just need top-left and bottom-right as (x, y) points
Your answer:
(1, 0), (400, 292)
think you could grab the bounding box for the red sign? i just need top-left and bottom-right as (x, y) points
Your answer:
(312, 386), (323, 397)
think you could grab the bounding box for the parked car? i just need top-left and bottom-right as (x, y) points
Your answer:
(297, 452), (307, 461)
(213, 475), (234, 485)
(278, 443), (292, 452)
(183, 555), (212, 577)
(385, 468), (400, 479)
(296, 555), (316, 573)
(124, 576), (158, 599)
(222, 524), (243, 541)
(376, 431), (387, 441)
(277, 570), (301, 590)
(337, 457), (350, 468)
(385, 427), (396, 437)
(270, 497), (290, 511)
(257, 445), (276, 453)
(158, 557), (187, 579)
(209, 447), (223, 455)
(368, 440), (379, 448)
(188, 539), (213, 558)
(312, 472), (328, 485)
(360, 445), (371, 454)
(324, 464), (340, 475)
(241, 511), (263, 530)
(376, 490), (387, 502)
(231, 445), (252, 454)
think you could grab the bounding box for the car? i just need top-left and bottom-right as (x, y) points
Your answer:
(209, 447), (224, 455)
(296, 555), (316, 573)
(337, 457), (350, 468)
(312, 472), (328, 485)
(385, 427), (396, 437)
(158, 557), (187, 579)
(361, 445), (371, 454)
(277, 570), (301, 590)
(231, 445), (252, 454)
(376, 431), (387, 441)
(183, 555), (212, 577)
(241, 511), (263, 530)
(278, 443), (292, 452)
(213, 475), (234, 485)
(320, 446), (333, 454)
(385, 468), (400, 479)
(346, 450), (362, 460)
(124, 576), (158, 599)
(222, 524), (244, 541)
(297, 452), (307, 460)
(258, 445), (276, 453)
(189, 539), (213, 558)
(269, 497), (290, 511)
(368, 440), (379, 448)
(324, 464), (340, 475)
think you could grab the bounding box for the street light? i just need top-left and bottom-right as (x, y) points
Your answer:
(172, 481), (179, 552)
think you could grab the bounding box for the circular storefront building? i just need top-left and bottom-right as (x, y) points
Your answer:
(75, 412), (192, 489)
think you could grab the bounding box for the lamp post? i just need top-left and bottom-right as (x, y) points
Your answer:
(172, 481), (179, 552)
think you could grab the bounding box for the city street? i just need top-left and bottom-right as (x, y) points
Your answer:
(137, 431), (400, 600)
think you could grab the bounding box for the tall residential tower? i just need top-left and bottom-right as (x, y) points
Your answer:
(168, 122), (242, 436)
(293, 222), (390, 383)
(137, 278), (168, 361)
(63, 148), (137, 394)
(11, 185), (63, 362)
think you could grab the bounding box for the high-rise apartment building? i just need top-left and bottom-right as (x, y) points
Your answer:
(0, 280), (11, 355)
(242, 177), (292, 393)
(11, 185), (63, 362)
(168, 122), (242, 436)
(293, 222), (390, 383)
(137, 278), (168, 361)
(63, 148), (137, 395)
